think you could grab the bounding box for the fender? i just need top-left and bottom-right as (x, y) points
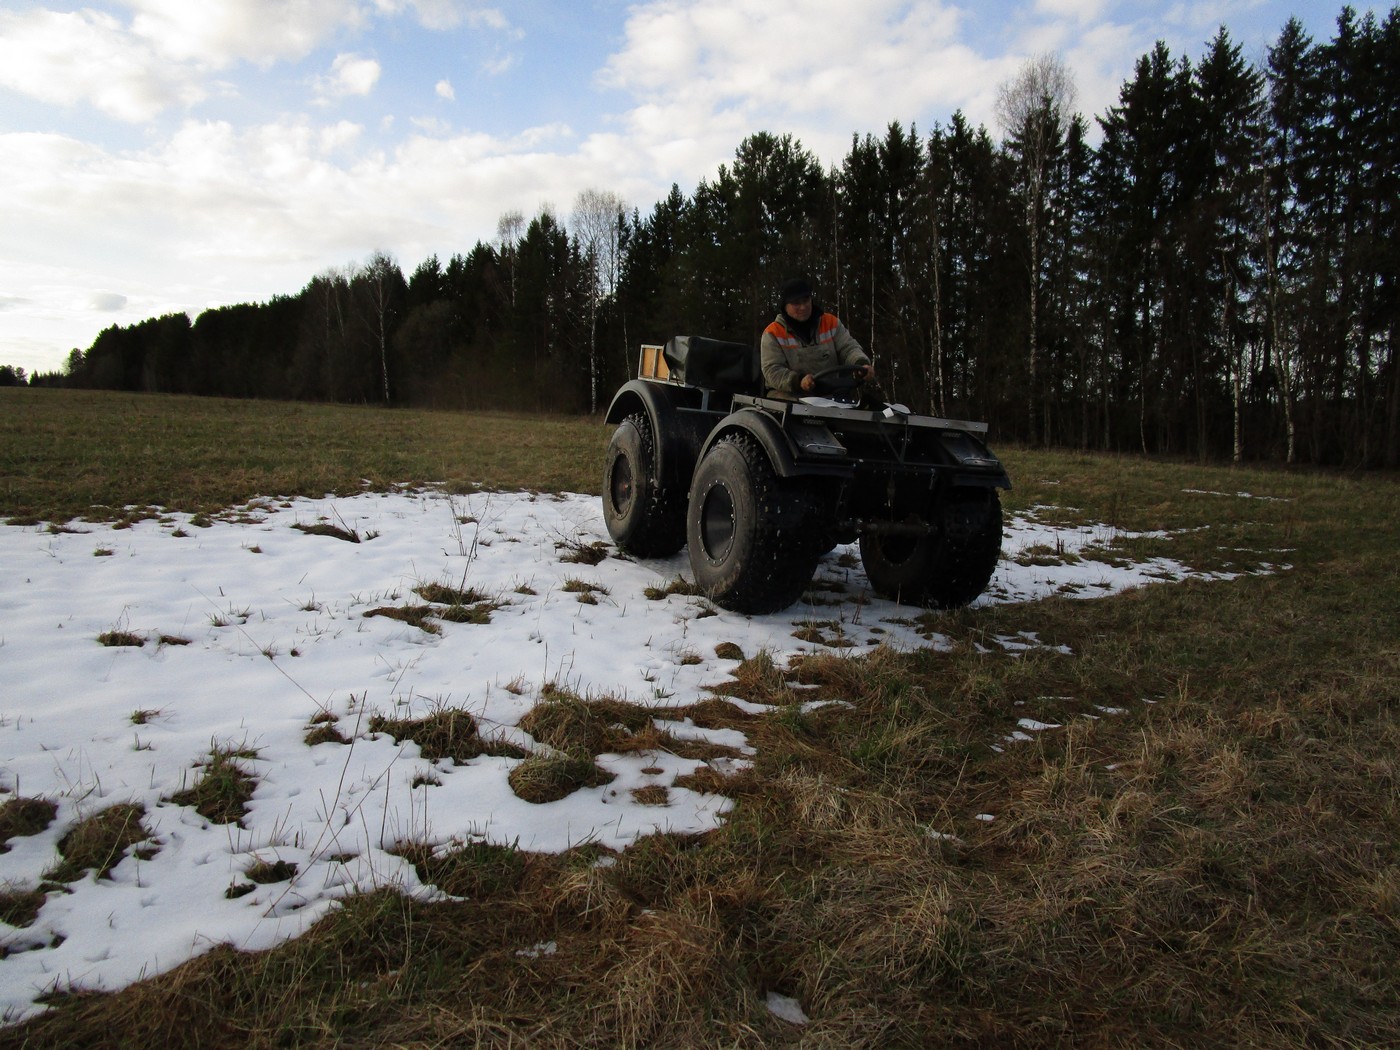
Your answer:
(696, 406), (853, 480)
(604, 380), (708, 494)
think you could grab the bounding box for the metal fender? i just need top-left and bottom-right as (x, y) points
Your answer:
(700, 406), (812, 481)
(603, 380), (704, 493)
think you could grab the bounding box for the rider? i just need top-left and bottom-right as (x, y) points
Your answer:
(760, 277), (875, 399)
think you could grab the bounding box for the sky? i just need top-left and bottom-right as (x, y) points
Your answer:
(0, 485), (1288, 1022)
(0, 0), (1375, 376)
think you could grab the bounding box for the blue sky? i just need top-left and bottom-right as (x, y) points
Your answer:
(0, 0), (1374, 375)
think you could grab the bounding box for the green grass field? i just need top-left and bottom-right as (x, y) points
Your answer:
(1, 387), (1397, 1048)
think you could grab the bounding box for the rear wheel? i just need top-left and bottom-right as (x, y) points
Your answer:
(687, 433), (823, 614)
(859, 488), (1003, 608)
(602, 413), (685, 557)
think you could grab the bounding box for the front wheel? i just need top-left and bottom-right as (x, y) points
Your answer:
(686, 433), (824, 614)
(859, 488), (1003, 608)
(602, 413), (685, 557)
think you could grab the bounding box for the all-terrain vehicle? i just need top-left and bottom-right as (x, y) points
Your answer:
(602, 336), (1011, 614)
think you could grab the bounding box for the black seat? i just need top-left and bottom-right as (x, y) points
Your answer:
(663, 336), (760, 397)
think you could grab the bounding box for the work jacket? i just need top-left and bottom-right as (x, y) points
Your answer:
(760, 310), (870, 395)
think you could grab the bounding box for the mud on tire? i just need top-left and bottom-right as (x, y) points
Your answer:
(686, 432), (825, 614)
(859, 487), (1003, 608)
(603, 413), (686, 557)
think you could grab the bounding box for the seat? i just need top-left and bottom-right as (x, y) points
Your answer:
(662, 336), (761, 398)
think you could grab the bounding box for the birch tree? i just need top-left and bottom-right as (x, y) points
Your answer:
(996, 52), (1077, 445)
(570, 188), (627, 413)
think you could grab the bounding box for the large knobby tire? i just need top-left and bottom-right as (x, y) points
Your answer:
(602, 413), (685, 557)
(686, 433), (824, 615)
(859, 488), (1003, 608)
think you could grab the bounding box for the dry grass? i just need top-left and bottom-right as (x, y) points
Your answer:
(0, 388), (609, 525)
(644, 576), (703, 600)
(518, 686), (652, 753)
(557, 537), (610, 565)
(507, 751), (616, 804)
(167, 747), (259, 827)
(291, 521), (361, 543)
(2, 391), (1398, 1047)
(412, 581), (488, 605)
(44, 803), (155, 884)
(0, 889), (47, 930)
(392, 839), (527, 899)
(96, 630), (144, 648)
(0, 797), (58, 852)
(367, 709), (529, 763)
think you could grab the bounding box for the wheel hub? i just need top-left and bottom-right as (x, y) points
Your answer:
(699, 482), (735, 561)
(610, 456), (634, 514)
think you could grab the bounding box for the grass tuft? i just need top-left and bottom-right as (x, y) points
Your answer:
(518, 687), (651, 754)
(413, 581), (488, 605)
(0, 888), (48, 928)
(393, 839), (527, 899)
(557, 538), (610, 565)
(436, 601), (499, 625)
(368, 709), (527, 762)
(168, 747), (259, 827)
(507, 751), (615, 804)
(245, 858), (298, 885)
(362, 604), (440, 633)
(644, 577), (703, 600)
(0, 796), (59, 852)
(303, 722), (350, 747)
(292, 521), (360, 543)
(46, 803), (155, 883)
(97, 630), (144, 648)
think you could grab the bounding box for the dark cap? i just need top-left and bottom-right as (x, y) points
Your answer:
(779, 277), (814, 304)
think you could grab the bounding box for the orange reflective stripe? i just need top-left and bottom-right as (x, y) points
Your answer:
(767, 315), (839, 346)
(765, 321), (800, 350)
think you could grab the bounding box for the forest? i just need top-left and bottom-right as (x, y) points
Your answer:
(23, 8), (1400, 468)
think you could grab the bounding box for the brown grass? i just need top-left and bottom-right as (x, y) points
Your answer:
(45, 803), (155, 883)
(0, 796), (58, 851)
(0, 388), (609, 525)
(167, 747), (259, 827)
(0, 888), (48, 929)
(2, 392), (1398, 1047)
(507, 751), (616, 804)
(291, 521), (360, 543)
(393, 839), (527, 899)
(367, 709), (527, 762)
(96, 630), (144, 648)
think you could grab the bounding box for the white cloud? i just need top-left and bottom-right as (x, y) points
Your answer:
(0, 9), (203, 122)
(319, 120), (365, 153)
(126, 0), (366, 66)
(411, 116), (454, 135)
(466, 8), (512, 32)
(314, 53), (383, 101)
(370, 0), (513, 32)
(89, 292), (129, 312)
(436, 78), (456, 101)
(0, 1), (368, 122)
(1033, 0), (1111, 21)
(482, 51), (519, 76)
(597, 0), (1002, 179)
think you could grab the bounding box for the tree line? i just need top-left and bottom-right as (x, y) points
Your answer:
(22, 7), (1399, 467)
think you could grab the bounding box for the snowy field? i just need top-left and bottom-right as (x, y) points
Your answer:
(0, 488), (1255, 1021)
